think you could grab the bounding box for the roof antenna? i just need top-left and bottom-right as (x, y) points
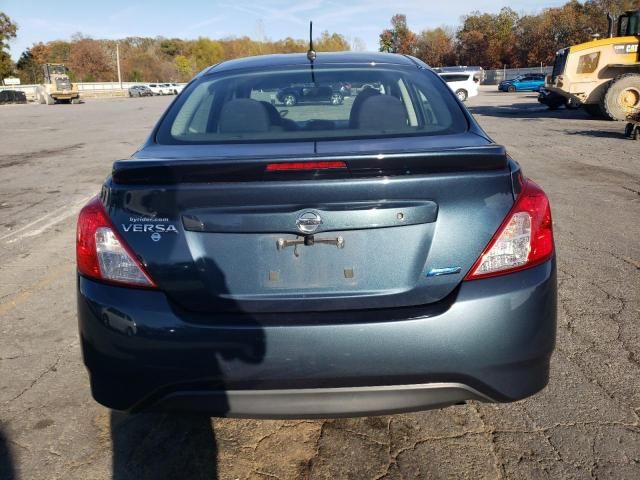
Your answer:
(307, 21), (316, 62)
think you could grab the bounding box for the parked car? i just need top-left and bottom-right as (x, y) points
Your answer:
(128, 85), (153, 97)
(0, 89), (27, 104)
(168, 83), (185, 95)
(276, 83), (344, 106)
(147, 83), (171, 95)
(77, 52), (556, 418)
(101, 307), (137, 336)
(437, 71), (480, 102)
(498, 73), (546, 92)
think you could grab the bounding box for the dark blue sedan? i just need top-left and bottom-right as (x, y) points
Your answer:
(77, 52), (556, 418)
(499, 73), (547, 92)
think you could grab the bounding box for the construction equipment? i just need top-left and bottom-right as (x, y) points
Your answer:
(544, 10), (639, 120)
(36, 64), (80, 105)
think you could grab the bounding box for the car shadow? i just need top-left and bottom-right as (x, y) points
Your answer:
(102, 205), (267, 480)
(0, 427), (16, 480)
(111, 412), (218, 480)
(565, 129), (627, 139)
(468, 103), (599, 121)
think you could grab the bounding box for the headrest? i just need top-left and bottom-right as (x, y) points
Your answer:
(218, 99), (270, 134)
(356, 95), (408, 130)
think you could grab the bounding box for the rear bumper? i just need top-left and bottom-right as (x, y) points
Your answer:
(152, 383), (493, 419)
(78, 259), (556, 417)
(52, 92), (79, 99)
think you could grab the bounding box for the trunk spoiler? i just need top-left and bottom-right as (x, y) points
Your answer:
(112, 145), (508, 185)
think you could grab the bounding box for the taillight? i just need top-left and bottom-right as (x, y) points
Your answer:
(266, 161), (347, 171)
(465, 180), (553, 280)
(76, 197), (156, 288)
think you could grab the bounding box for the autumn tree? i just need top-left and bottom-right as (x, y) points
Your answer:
(68, 37), (112, 81)
(415, 28), (455, 67)
(315, 31), (350, 51)
(457, 8), (519, 68)
(379, 14), (416, 54)
(514, 14), (552, 66)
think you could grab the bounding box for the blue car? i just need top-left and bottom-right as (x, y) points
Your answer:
(499, 73), (546, 92)
(77, 52), (556, 418)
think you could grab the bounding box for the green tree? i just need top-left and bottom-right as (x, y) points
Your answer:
(160, 38), (184, 56)
(379, 30), (394, 53)
(0, 12), (18, 79)
(16, 49), (43, 83)
(47, 41), (71, 64)
(175, 54), (193, 80)
(191, 37), (224, 71)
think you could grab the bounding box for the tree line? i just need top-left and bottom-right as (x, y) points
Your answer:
(1, 1), (639, 84)
(379, 0), (639, 68)
(1, 20), (351, 84)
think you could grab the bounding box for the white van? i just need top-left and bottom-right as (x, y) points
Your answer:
(438, 72), (480, 102)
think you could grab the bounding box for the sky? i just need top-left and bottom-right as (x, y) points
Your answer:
(2, 0), (568, 60)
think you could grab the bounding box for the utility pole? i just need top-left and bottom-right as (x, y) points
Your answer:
(116, 42), (122, 89)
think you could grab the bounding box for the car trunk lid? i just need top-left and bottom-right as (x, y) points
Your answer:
(105, 144), (514, 313)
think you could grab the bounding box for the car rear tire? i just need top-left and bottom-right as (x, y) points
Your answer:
(543, 92), (566, 110)
(603, 74), (640, 121)
(330, 93), (343, 105)
(565, 97), (581, 109)
(625, 123), (634, 138)
(455, 89), (468, 102)
(282, 94), (297, 106)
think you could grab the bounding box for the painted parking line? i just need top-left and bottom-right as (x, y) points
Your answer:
(1, 195), (94, 245)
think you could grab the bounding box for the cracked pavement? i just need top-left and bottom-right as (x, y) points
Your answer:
(0, 91), (639, 479)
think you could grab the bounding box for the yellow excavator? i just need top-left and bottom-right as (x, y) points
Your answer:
(36, 63), (80, 105)
(544, 10), (639, 120)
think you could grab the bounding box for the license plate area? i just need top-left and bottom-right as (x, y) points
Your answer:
(262, 233), (358, 289)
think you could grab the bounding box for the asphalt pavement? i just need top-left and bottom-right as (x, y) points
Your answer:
(0, 91), (638, 479)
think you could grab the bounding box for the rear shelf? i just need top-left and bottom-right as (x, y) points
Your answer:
(106, 146), (514, 314)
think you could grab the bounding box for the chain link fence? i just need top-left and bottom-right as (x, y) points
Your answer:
(482, 66), (552, 85)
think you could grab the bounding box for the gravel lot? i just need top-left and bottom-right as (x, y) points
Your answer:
(0, 90), (639, 480)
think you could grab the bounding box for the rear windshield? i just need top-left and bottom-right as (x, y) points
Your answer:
(156, 64), (468, 144)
